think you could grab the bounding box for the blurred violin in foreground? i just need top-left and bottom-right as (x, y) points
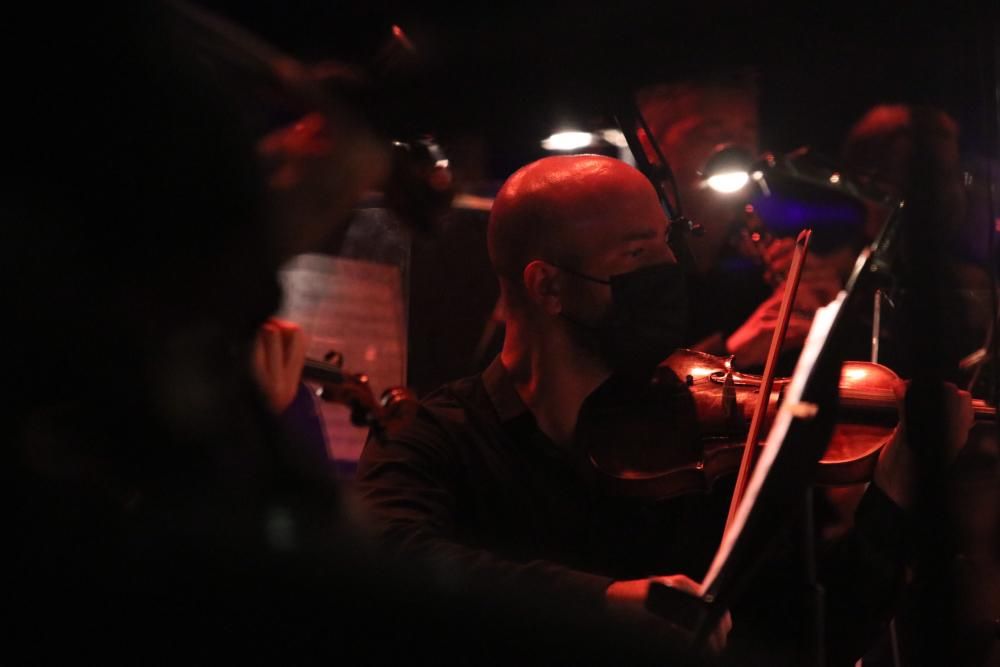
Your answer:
(302, 356), (417, 437)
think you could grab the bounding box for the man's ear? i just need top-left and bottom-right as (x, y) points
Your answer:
(522, 260), (563, 315)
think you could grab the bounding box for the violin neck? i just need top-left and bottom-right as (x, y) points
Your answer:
(836, 392), (996, 422)
(303, 358), (348, 385)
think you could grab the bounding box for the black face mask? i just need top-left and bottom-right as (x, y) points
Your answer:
(557, 261), (688, 380)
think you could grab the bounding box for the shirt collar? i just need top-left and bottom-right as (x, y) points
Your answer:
(482, 356), (528, 423)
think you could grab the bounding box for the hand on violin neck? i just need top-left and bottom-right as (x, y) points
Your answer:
(605, 575), (732, 657)
(724, 271), (842, 370)
(873, 379), (974, 509)
(251, 318), (308, 414)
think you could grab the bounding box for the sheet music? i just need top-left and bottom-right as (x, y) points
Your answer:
(278, 254), (407, 463)
(699, 290), (846, 597)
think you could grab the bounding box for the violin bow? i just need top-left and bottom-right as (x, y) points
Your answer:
(723, 228), (813, 539)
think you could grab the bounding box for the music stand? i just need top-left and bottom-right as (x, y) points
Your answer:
(645, 202), (905, 663)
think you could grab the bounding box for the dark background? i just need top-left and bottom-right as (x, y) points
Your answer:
(199, 1), (999, 180)
(193, 1), (1000, 400)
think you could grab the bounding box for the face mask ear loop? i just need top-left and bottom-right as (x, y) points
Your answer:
(547, 261), (611, 286)
(548, 263), (606, 333)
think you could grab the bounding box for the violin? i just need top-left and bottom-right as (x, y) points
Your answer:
(301, 357), (418, 436)
(584, 348), (997, 501)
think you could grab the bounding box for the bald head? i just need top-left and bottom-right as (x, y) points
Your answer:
(488, 155), (663, 286)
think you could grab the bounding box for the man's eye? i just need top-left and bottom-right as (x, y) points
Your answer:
(629, 247), (644, 258)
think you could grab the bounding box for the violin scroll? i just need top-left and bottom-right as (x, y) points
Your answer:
(302, 355), (417, 435)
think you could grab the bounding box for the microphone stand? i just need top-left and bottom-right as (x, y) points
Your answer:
(611, 88), (908, 666)
(611, 96), (702, 275)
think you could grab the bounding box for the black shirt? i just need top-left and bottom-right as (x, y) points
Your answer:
(356, 357), (908, 663)
(685, 255), (772, 349)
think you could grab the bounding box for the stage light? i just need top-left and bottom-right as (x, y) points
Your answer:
(541, 131), (594, 151)
(702, 144), (755, 194)
(706, 172), (750, 193)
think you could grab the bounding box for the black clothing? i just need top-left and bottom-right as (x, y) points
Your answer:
(8, 355), (698, 665)
(684, 255), (772, 351)
(357, 356), (909, 664)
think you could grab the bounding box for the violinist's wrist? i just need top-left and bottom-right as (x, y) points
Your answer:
(872, 426), (915, 510)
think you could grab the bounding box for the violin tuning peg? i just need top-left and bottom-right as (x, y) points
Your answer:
(381, 386), (419, 428)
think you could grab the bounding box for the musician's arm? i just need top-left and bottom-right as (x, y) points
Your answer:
(354, 408), (718, 654)
(354, 412), (615, 605)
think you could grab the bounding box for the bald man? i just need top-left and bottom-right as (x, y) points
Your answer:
(357, 155), (937, 662)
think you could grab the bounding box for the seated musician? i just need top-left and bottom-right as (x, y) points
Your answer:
(356, 154), (974, 662)
(635, 73), (859, 372)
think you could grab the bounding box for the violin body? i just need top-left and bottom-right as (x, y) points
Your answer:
(585, 348), (994, 500)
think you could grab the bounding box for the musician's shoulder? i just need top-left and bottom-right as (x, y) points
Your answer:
(416, 367), (473, 400)
(364, 370), (483, 442)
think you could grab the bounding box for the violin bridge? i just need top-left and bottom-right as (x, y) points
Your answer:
(721, 365), (749, 434)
